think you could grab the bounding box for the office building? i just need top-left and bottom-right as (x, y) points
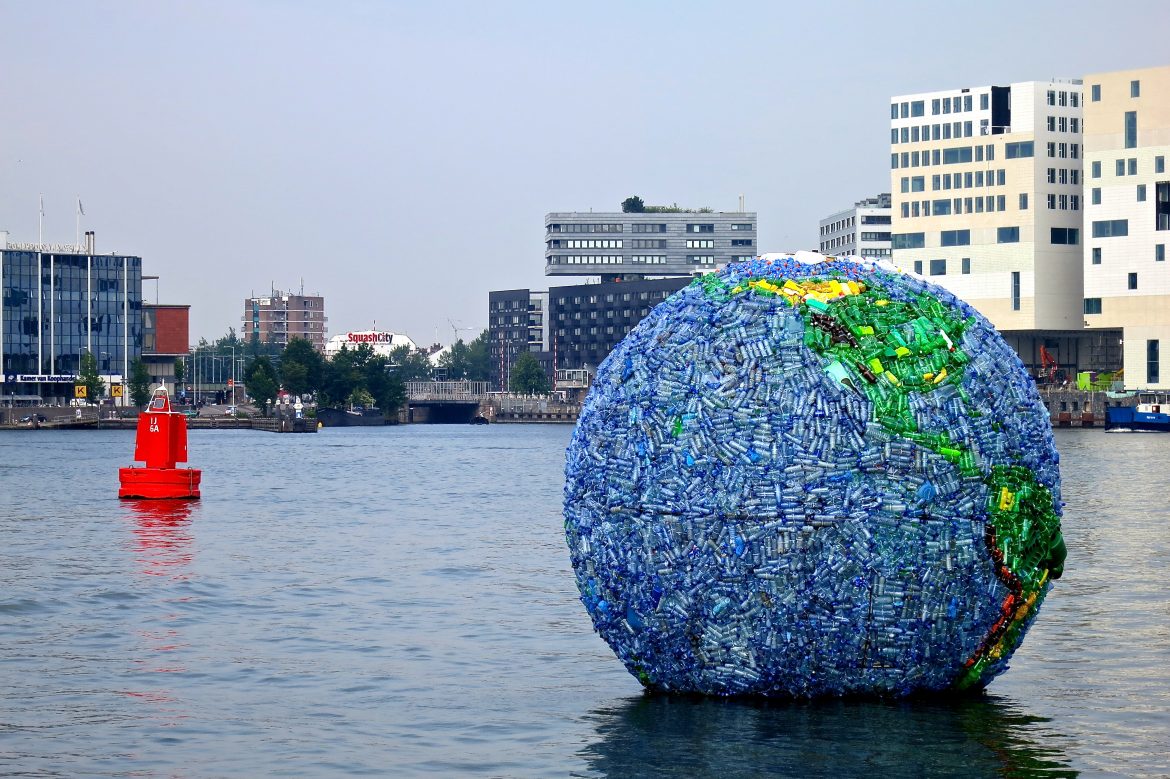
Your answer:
(242, 289), (327, 352)
(488, 289), (550, 390)
(548, 277), (691, 371)
(819, 194), (892, 258)
(545, 210), (757, 279)
(1, 231), (142, 403)
(142, 303), (190, 390)
(889, 80), (1116, 375)
(1082, 65), (1170, 388)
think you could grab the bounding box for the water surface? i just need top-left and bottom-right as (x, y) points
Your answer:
(0, 426), (1166, 777)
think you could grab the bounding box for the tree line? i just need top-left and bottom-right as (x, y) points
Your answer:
(75, 327), (552, 412)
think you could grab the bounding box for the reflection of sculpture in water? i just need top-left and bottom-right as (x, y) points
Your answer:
(124, 499), (195, 578)
(579, 694), (1076, 778)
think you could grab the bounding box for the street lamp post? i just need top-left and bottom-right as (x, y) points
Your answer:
(230, 346), (236, 407)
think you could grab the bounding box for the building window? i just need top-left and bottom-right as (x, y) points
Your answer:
(1092, 219), (1129, 238)
(1004, 141), (1034, 159)
(1091, 84), (1101, 101)
(929, 259), (946, 276)
(1092, 160), (1101, 178)
(1019, 193), (1029, 210)
(686, 224), (714, 233)
(1131, 80), (1141, 98)
(980, 93), (989, 110)
(1157, 156), (1166, 174)
(1084, 298), (1102, 315)
(942, 146), (973, 164)
(730, 239), (753, 247)
(932, 199), (952, 216)
(1157, 244), (1165, 262)
(1051, 227), (1079, 245)
(1129, 158), (1138, 176)
(940, 229), (970, 246)
(997, 226), (1020, 243)
(1092, 247), (1102, 265)
(1159, 183), (1170, 231)
(1116, 159), (1126, 176)
(1092, 187), (1102, 205)
(889, 233), (926, 249)
(1011, 271), (1021, 311)
(1129, 272), (1138, 290)
(1138, 184), (1147, 202)
(1125, 111), (1138, 149)
(1149, 340), (1160, 384)
(730, 223), (754, 230)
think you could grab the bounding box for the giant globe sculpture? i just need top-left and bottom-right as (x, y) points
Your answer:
(563, 253), (1066, 697)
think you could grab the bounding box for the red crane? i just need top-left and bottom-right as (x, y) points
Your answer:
(1037, 346), (1063, 385)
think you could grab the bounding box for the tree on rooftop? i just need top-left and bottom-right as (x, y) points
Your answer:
(621, 195), (645, 213)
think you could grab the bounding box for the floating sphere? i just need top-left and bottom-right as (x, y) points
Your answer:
(563, 253), (1066, 697)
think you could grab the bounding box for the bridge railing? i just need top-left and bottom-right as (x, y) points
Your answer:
(406, 381), (493, 401)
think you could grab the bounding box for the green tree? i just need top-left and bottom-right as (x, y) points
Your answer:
(364, 354), (407, 416)
(128, 358), (152, 407)
(509, 352), (550, 394)
(437, 339), (472, 380)
(319, 344), (373, 408)
(244, 357), (280, 414)
(621, 195), (646, 213)
(78, 352), (106, 405)
(465, 330), (492, 381)
(173, 356), (186, 387)
(388, 344), (433, 382)
(280, 337), (324, 396)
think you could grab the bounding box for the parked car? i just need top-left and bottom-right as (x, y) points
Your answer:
(224, 406), (237, 416)
(19, 414), (48, 424)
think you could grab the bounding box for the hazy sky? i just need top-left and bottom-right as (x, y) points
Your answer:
(3, 1), (1168, 345)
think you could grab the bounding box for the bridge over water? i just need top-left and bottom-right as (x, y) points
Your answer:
(404, 381), (580, 423)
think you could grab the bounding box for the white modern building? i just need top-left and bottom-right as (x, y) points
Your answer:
(889, 79), (1108, 374)
(819, 194), (892, 258)
(323, 330), (417, 358)
(1082, 65), (1170, 389)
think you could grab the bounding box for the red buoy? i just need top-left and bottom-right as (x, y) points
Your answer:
(118, 384), (202, 499)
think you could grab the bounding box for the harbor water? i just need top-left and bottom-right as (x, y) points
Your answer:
(1, 426), (1167, 777)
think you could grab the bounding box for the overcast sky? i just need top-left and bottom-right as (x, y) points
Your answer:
(3, 1), (1168, 345)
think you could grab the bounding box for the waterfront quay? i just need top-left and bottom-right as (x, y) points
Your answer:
(0, 386), (1133, 430)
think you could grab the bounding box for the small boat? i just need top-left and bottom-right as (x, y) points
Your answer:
(315, 406), (386, 427)
(469, 415), (489, 425)
(1105, 392), (1170, 432)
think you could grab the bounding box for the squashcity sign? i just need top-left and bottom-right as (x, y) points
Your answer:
(346, 332), (396, 344)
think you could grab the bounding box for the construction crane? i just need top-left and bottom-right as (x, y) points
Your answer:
(1037, 345), (1065, 385)
(447, 319), (480, 346)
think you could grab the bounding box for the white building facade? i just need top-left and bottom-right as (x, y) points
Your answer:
(323, 330), (417, 359)
(1082, 65), (1170, 389)
(889, 80), (1106, 375)
(819, 194), (892, 258)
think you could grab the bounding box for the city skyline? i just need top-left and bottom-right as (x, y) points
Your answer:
(2, 1), (1168, 344)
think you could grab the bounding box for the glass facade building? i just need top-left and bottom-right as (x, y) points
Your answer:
(1, 246), (142, 400)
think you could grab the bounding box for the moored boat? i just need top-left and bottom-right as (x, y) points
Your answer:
(1105, 392), (1170, 432)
